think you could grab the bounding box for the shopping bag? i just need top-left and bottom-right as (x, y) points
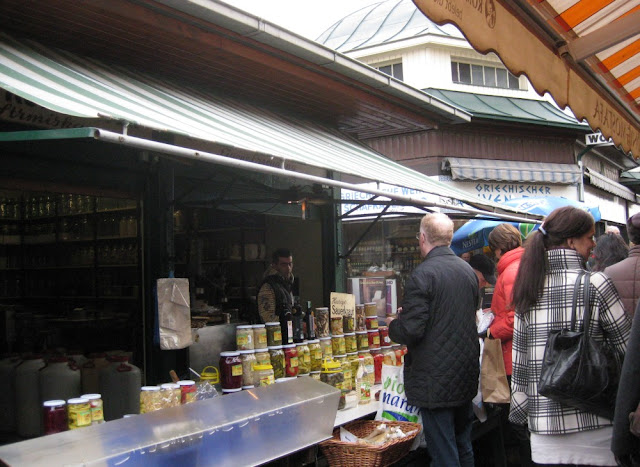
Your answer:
(480, 338), (510, 404)
(156, 278), (193, 350)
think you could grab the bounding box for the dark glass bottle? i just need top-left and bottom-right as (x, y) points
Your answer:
(292, 303), (305, 343)
(280, 302), (294, 345)
(304, 301), (315, 340)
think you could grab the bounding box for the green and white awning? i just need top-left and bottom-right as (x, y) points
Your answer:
(0, 31), (520, 214)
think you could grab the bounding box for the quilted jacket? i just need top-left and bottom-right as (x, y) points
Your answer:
(389, 246), (480, 409)
(488, 246), (523, 376)
(604, 245), (640, 317)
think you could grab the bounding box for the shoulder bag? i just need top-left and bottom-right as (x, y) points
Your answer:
(538, 271), (620, 419)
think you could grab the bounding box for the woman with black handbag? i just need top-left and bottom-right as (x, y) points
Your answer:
(509, 206), (632, 466)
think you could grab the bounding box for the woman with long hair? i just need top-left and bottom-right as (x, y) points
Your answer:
(509, 206), (631, 466)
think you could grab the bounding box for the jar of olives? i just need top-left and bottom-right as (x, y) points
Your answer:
(268, 345), (285, 380)
(308, 339), (322, 372)
(296, 342), (310, 375)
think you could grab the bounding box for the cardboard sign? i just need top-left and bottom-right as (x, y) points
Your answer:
(330, 292), (356, 321)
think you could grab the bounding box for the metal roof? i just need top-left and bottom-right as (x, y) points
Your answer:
(426, 88), (589, 130)
(316, 0), (463, 52)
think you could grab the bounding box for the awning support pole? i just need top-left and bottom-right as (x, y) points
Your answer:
(92, 129), (543, 224)
(576, 146), (594, 202)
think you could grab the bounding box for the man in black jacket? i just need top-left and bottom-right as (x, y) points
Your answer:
(257, 248), (294, 324)
(388, 213), (479, 466)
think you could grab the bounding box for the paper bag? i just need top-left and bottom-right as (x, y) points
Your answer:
(157, 278), (192, 350)
(480, 338), (510, 404)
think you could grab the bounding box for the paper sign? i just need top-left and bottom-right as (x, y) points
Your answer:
(330, 292), (356, 321)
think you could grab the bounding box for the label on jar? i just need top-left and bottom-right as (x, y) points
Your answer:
(91, 406), (104, 422)
(303, 353), (310, 364)
(258, 334), (267, 344)
(231, 364), (243, 377)
(289, 357), (299, 368)
(259, 374), (275, 386)
(184, 392), (196, 404)
(313, 349), (322, 360)
(69, 405), (92, 429)
(237, 336), (249, 345)
(274, 330), (282, 342)
(366, 364), (374, 375)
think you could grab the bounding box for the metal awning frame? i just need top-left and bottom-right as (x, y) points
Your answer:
(0, 127), (544, 224)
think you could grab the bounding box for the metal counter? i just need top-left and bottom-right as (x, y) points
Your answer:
(0, 377), (340, 466)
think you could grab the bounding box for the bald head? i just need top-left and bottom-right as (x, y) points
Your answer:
(419, 213), (453, 256)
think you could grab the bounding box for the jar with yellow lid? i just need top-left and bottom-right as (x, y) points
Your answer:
(321, 358), (345, 410)
(296, 342), (310, 375)
(254, 364), (275, 387)
(307, 339), (322, 372)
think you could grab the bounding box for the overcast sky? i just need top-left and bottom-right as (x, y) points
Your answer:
(219, 0), (380, 40)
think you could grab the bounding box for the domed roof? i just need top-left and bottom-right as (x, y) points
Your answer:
(316, 0), (463, 52)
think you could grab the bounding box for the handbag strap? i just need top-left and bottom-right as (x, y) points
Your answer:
(570, 270), (586, 331)
(581, 271), (593, 338)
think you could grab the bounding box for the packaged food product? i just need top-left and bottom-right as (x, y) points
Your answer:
(140, 386), (162, 413)
(358, 350), (375, 389)
(365, 316), (379, 330)
(382, 346), (396, 366)
(344, 333), (357, 353)
(160, 383), (181, 408)
(239, 349), (256, 387)
(370, 348), (384, 385)
(255, 349), (271, 366)
(296, 342), (310, 375)
(283, 344), (299, 377)
(178, 380), (197, 404)
(314, 308), (330, 338)
(320, 359), (345, 409)
(80, 393), (104, 424)
(43, 400), (67, 435)
(67, 398), (91, 430)
(364, 302), (377, 317)
(356, 331), (369, 350)
(378, 326), (391, 346)
(254, 364), (275, 387)
(265, 322), (283, 347)
(331, 335), (346, 356)
(347, 352), (359, 389)
(355, 304), (367, 332)
(343, 315), (355, 334)
(330, 316), (344, 336)
(219, 352), (243, 391)
(310, 371), (321, 381)
(334, 355), (352, 392)
(357, 356), (371, 404)
(367, 329), (381, 348)
(319, 337), (333, 359)
(268, 346), (285, 379)
(236, 325), (254, 350)
(307, 339), (322, 372)
(252, 324), (268, 349)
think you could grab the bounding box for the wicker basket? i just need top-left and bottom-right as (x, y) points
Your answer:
(320, 420), (421, 467)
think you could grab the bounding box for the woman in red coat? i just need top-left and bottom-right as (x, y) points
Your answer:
(487, 223), (524, 377)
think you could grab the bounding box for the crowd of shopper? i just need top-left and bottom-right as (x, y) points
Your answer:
(390, 208), (640, 466)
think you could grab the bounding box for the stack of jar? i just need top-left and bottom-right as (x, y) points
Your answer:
(42, 393), (105, 435)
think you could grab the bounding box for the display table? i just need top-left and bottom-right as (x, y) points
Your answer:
(334, 384), (381, 427)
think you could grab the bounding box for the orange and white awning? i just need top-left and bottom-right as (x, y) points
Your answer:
(413, 0), (640, 158)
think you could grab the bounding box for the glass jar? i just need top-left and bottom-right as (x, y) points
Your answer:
(219, 351), (243, 390)
(378, 326), (391, 346)
(320, 359), (345, 409)
(255, 349), (271, 366)
(356, 331), (369, 350)
(310, 371), (321, 381)
(392, 345), (404, 366)
(370, 348), (384, 385)
(43, 400), (67, 435)
(254, 364), (275, 387)
(355, 304), (367, 332)
(347, 352), (359, 389)
(283, 344), (299, 378)
(308, 339), (322, 372)
(265, 322), (283, 347)
(236, 325), (254, 351)
(268, 345), (285, 379)
(80, 393), (104, 424)
(358, 350), (375, 389)
(239, 350), (256, 387)
(296, 342), (310, 375)
(344, 333), (357, 354)
(334, 355), (352, 392)
(178, 380), (197, 404)
(367, 329), (381, 348)
(343, 315), (355, 334)
(160, 383), (181, 408)
(357, 356), (372, 405)
(330, 315), (344, 336)
(315, 308), (330, 338)
(331, 335), (346, 356)
(67, 398), (91, 430)
(319, 337), (333, 359)
(252, 324), (268, 349)
(364, 302), (377, 317)
(365, 316), (379, 330)
(381, 346), (396, 366)
(140, 386), (162, 413)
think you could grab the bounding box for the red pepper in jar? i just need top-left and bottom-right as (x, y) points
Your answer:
(370, 348), (383, 385)
(283, 344), (299, 377)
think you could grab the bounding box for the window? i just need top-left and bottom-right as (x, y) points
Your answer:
(451, 61), (520, 90)
(376, 62), (403, 81)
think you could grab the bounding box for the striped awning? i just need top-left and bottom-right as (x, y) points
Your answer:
(0, 32), (513, 212)
(585, 168), (636, 201)
(443, 157), (581, 184)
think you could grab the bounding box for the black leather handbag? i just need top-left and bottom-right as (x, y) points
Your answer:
(538, 271), (620, 420)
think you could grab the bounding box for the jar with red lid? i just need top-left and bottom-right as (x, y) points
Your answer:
(178, 380), (196, 404)
(369, 348), (383, 385)
(219, 351), (243, 390)
(43, 400), (67, 435)
(367, 329), (380, 348)
(365, 316), (378, 330)
(378, 326), (391, 346)
(283, 344), (299, 377)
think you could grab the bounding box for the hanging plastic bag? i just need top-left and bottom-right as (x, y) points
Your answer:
(157, 278), (192, 350)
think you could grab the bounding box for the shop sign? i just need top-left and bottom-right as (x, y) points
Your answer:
(441, 177), (575, 203)
(329, 292), (355, 323)
(585, 132), (614, 146)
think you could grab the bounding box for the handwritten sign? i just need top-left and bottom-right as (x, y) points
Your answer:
(330, 292), (355, 321)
